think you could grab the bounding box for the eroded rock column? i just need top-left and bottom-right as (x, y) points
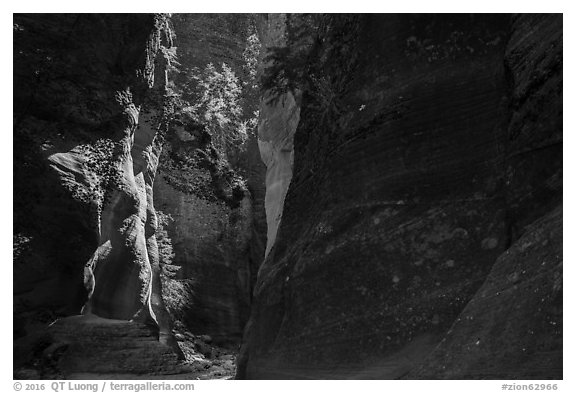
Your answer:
(83, 18), (175, 326)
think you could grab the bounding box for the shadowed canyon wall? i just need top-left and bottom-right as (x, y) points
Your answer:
(13, 13), (562, 380)
(408, 13), (563, 379)
(13, 13), (184, 377)
(238, 14), (562, 379)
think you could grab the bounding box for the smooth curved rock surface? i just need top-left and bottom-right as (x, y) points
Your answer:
(238, 14), (562, 379)
(82, 17), (175, 326)
(258, 91), (300, 257)
(255, 14), (302, 257)
(13, 13), (182, 370)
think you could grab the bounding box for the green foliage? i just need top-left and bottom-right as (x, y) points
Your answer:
(188, 62), (247, 158)
(259, 14), (322, 99)
(163, 21), (261, 168)
(260, 14), (361, 109)
(162, 46), (180, 69)
(74, 138), (123, 213)
(162, 278), (194, 324)
(13, 234), (32, 262)
(156, 210), (179, 277)
(240, 27), (262, 141)
(260, 14), (363, 177)
(155, 209), (195, 324)
(243, 30), (261, 88)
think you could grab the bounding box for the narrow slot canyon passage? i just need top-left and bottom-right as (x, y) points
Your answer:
(13, 13), (562, 381)
(148, 14), (267, 379)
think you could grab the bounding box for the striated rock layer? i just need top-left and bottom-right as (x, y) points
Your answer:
(407, 13), (563, 379)
(14, 315), (184, 379)
(238, 14), (562, 379)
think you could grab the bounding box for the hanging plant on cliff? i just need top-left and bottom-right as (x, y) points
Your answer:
(187, 62), (247, 160)
(260, 14), (360, 110)
(260, 14), (362, 178)
(156, 210), (179, 278)
(240, 26), (261, 138)
(156, 209), (194, 323)
(242, 27), (261, 90)
(72, 138), (123, 215)
(259, 14), (322, 100)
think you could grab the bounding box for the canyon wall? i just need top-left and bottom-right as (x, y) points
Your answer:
(12, 13), (562, 380)
(14, 13), (182, 377)
(153, 119), (254, 343)
(152, 14), (266, 343)
(238, 14), (562, 379)
(254, 14), (302, 258)
(408, 13), (563, 379)
(13, 14), (267, 377)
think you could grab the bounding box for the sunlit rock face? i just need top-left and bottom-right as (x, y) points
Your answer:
(238, 14), (562, 379)
(258, 91), (300, 257)
(62, 16), (173, 325)
(170, 14), (253, 92)
(151, 14), (265, 344)
(13, 14), (180, 368)
(254, 14), (302, 258)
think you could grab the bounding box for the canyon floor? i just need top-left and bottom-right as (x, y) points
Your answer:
(171, 330), (238, 380)
(14, 316), (238, 380)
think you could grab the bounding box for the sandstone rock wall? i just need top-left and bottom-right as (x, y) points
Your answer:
(504, 14), (563, 238)
(151, 14), (266, 343)
(407, 204), (562, 379)
(14, 13), (179, 358)
(153, 164), (253, 343)
(407, 13), (563, 379)
(254, 14), (302, 258)
(238, 14), (562, 379)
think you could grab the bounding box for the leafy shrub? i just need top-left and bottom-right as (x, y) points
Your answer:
(164, 22), (261, 168)
(156, 209), (195, 323)
(156, 210), (178, 276)
(243, 30), (261, 88)
(260, 14), (360, 107)
(72, 138), (123, 216)
(189, 62), (247, 157)
(13, 234), (32, 262)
